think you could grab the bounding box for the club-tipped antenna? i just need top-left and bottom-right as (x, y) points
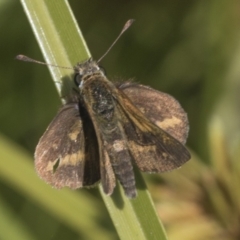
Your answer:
(15, 55), (74, 70)
(97, 19), (135, 63)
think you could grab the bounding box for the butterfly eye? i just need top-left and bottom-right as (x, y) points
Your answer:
(74, 74), (82, 86)
(99, 66), (106, 75)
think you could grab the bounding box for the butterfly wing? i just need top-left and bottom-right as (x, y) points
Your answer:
(115, 83), (191, 173)
(78, 104), (100, 187)
(119, 82), (189, 144)
(35, 103), (100, 189)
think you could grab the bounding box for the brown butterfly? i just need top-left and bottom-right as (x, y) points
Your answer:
(17, 20), (190, 198)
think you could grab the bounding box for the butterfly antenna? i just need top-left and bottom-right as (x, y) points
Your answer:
(97, 19), (135, 63)
(15, 55), (74, 70)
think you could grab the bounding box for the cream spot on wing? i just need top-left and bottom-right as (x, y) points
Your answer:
(52, 143), (58, 150)
(162, 152), (168, 159)
(128, 141), (157, 157)
(68, 122), (81, 141)
(68, 132), (78, 141)
(45, 152), (84, 171)
(138, 107), (145, 113)
(46, 159), (58, 171)
(61, 152), (84, 165)
(113, 140), (126, 152)
(156, 116), (181, 129)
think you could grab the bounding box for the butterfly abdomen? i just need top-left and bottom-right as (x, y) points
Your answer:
(109, 140), (136, 198)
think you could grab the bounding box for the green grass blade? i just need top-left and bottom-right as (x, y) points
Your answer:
(0, 196), (36, 240)
(100, 170), (168, 240)
(19, 0), (90, 95)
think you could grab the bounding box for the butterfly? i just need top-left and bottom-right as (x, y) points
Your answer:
(18, 20), (190, 198)
(34, 57), (190, 198)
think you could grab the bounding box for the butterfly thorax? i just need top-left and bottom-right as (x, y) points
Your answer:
(77, 68), (119, 137)
(82, 78), (115, 122)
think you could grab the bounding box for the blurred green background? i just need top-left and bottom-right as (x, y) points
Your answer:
(1, 0), (240, 239)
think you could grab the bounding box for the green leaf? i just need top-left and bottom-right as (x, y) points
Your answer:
(100, 170), (168, 240)
(19, 0), (90, 96)
(0, 195), (36, 240)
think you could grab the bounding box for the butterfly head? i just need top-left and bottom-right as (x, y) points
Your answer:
(74, 59), (106, 87)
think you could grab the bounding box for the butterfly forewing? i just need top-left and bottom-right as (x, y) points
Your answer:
(78, 104), (100, 186)
(35, 102), (100, 189)
(114, 84), (191, 173)
(119, 83), (189, 144)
